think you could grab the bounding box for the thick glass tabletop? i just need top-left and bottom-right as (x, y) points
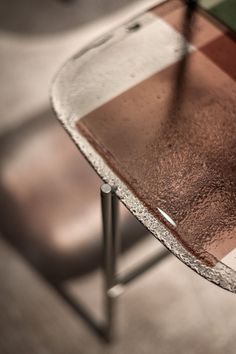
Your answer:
(52, 0), (236, 292)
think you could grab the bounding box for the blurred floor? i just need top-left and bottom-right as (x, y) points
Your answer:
(0, 0), (236, 353)
(1, 235), (236, 354)
(0, 0), (163, 133)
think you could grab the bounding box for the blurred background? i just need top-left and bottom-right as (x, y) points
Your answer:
(0, 0), (236, 353)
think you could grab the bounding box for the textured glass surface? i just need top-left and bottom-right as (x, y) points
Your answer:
(52, 0), (236, 292)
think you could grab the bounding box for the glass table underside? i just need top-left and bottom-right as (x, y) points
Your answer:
(52, 0), (236, 292)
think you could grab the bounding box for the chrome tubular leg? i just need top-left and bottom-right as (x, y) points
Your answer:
(101, 184), (120, 341)
(52, 183), (169, 343)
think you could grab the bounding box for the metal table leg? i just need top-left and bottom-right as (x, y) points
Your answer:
(52, 183), (170, 342)
(101, 184), (123, 341)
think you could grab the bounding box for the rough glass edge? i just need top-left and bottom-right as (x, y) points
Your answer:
(51, 10), (236, 294)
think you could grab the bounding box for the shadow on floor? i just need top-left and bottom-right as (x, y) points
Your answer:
(0, 108), (148, 282)
(0, 0), (138, 36)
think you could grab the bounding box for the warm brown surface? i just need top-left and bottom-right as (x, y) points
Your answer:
(201, 33), (236, 80)
(77, 37), (236, 266)
(152, 0), (183, 17)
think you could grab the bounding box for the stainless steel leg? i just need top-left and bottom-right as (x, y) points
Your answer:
(52, 184), (170, 343)
(101, 184), (121, 341)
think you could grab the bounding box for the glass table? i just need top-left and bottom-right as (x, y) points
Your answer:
(52, 0), (236, 340)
